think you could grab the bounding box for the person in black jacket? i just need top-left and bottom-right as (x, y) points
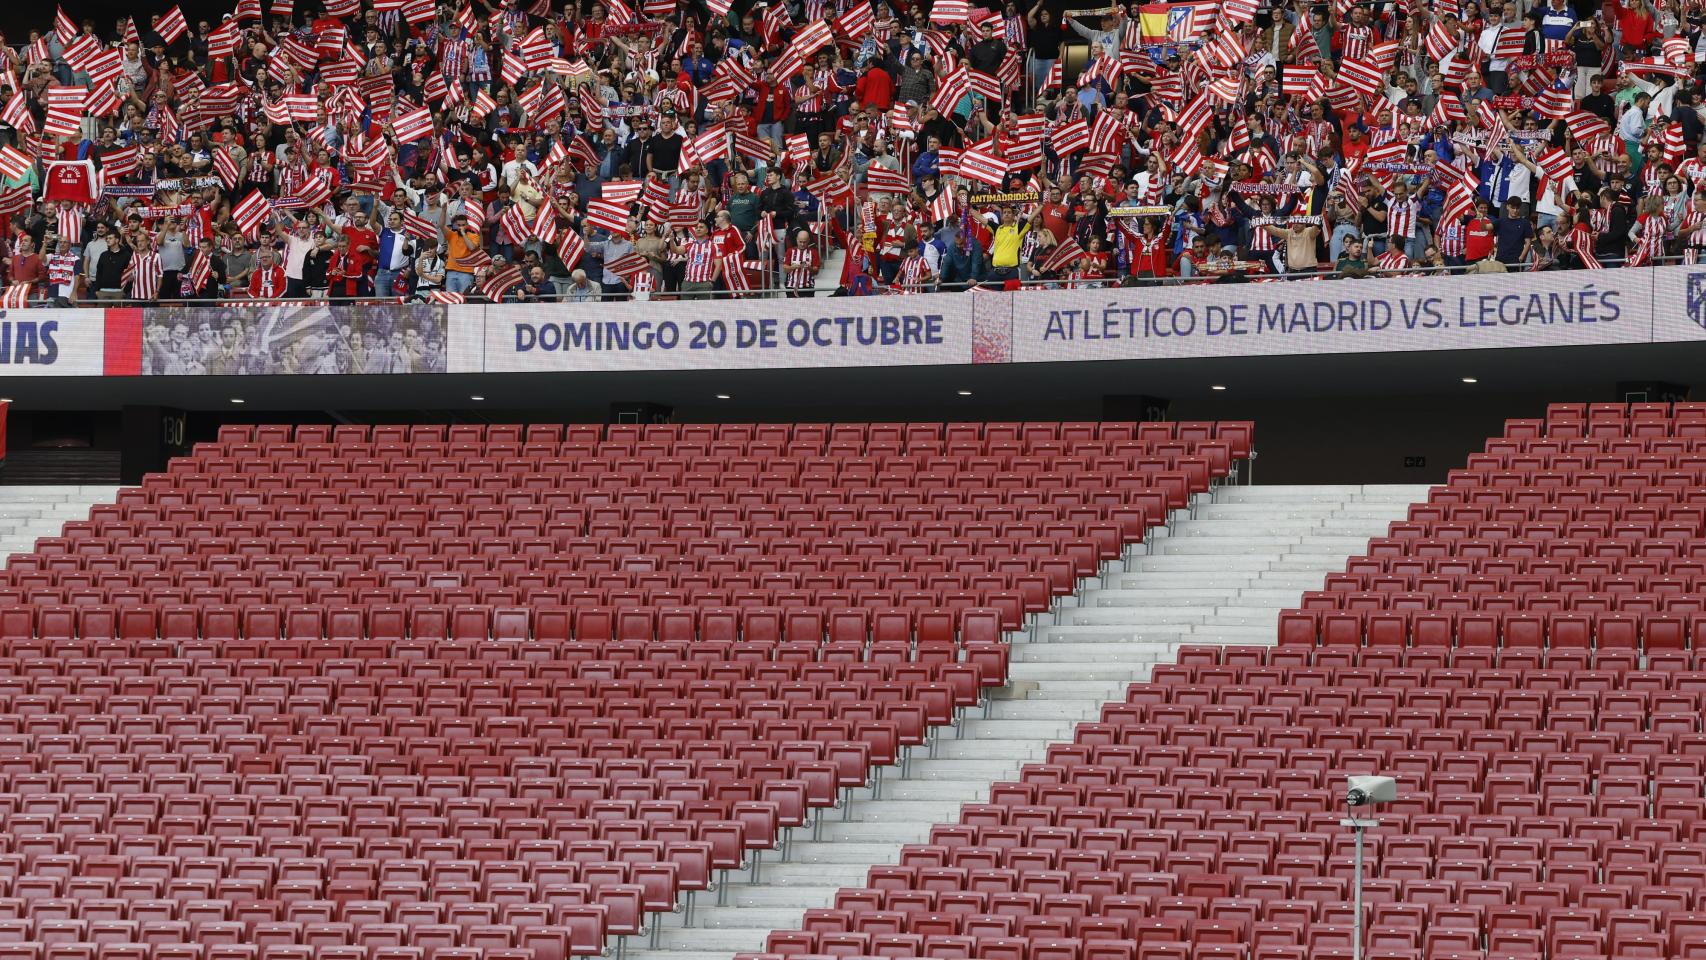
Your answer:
(93, 232), (130, 300)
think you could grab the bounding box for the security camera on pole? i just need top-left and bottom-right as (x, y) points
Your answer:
(1342, 776), (1397, 960)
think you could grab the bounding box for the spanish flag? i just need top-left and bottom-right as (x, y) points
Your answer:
(1138, 4), (1171, 44)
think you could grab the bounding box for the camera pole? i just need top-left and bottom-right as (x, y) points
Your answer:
(1341, 812), (1381, 960)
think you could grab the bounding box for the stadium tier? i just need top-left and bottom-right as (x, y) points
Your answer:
(0, 0), (1688, 307)
(737, 403), (1706, 960)
(0, 420), (1248, 960)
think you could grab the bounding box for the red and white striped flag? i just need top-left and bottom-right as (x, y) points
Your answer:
(213, 146), (241, 189)
(53, 7), (76, 45)
(957, 140), (1008, 188)
(1335, 59), (1385, 99)
(402, 0), (436, 24)
(1281, 66), (1326, 100)
(497, 202), (532, 246)
(102, 143), (141, 180)
(585, 198), (632, 236)
(1494, 24), (1526, 58)
(231, 189), (273, 238)
(207, 22), (241, 58)
(927, 188), (956, 224)
(834, 0), (874, 38)
(1051, 118), (1090, 156)
(865, 165), (911, 194)
(427, 290), (466, 303)
(1040, 236), (1084, 274)
(189, 247), (212, 293)
(1220, 0), (1259, 24)
(391, 104), (434, 143)
(402, 208), (438, 241)
(931, 0), (970, 23)
(0, 146), (32, 182)
(556, 230), (586, 271)
(929, 65), (971, 117)
(2, 93), (35, 136)
(0, 286), (29, 308)
(154, 6), (188, 44)
(478, 263), (525, 302)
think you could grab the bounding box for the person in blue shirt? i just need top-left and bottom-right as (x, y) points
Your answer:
(373, 211), (414, 299)
(680, 40), (716, 85)
(1539, 0), (1576, 43)
(911, 136), (941, 183)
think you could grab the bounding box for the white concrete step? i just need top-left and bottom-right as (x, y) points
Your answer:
(0, 484), (124, 567)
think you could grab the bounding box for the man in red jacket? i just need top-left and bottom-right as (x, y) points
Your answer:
(753, 69), (792, 149)
(854, 59), (894, 111)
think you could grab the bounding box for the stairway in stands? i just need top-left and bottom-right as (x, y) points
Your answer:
(635, 485), (1426, 960)
(0, 484), (125, 560)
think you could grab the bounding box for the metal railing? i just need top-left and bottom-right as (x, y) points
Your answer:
(33, 253), (1687, 308)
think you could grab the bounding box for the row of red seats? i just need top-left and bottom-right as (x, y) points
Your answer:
(785, 906), (1683, 950)
(0, 858), (686, 900)
(0, 660), (986, 699)
(1386, 521), (1703, 540)
(0, 715), (920, 758)
(1443, 468), (1706, 488)
(0, 603), (1018, 650)
(0, 564), (1041, 588)
(1541, 402), (1705, 420)
(1362, 537), (1704, 561)
(849, 861), (1706, 912)
(1430, 487), (1706, 508)
(1123, 681), (1706, 713)
(1161, 641), (1694, 669)
(1504, 419), (1706, 440)
(828, 878), (1706, 918)
(213, 420), (1248, 448)
(174, 449), (1227, 475)
(0, 594), (1034, 630)
(949, 802), (1706, 846)
(1408, 505), (1706, 526)
(0, 892), (636, 925)
(116, 482), (1188, 515)
(0, 942), (574, 960)
(1489, 437), (1706, 455)
(1276, 607), (1701, 649)
(139, 469), (1215, 501)
(0, 922), (627, 958)
(30, 527), (1124, 561)
(93, 498), (1152, 526)
(1101, 700), (1705, 738)
(0, 649), (973, 684)
(914, 824), (1706, 863)
(1302, 590), (1706, 614)
(1466, 453), (1706, 473)
(4, 550), (1087, 591)
(1323, 571), (1706, 593)
(1344, 555), (1706, 579)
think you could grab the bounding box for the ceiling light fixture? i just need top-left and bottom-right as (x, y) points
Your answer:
(470, 395), (486, 401)
(715, 394), (731, 400)
(1211, 385), (1227, 391)
(1461, 377), (1479, 384)
(957, 390), (973, 396)
(229, 398), (245, 404)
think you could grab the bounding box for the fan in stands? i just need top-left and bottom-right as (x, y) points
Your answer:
(0, 0), (1690, 306)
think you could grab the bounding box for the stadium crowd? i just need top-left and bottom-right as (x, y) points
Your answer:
(0, 0), (1694, 304)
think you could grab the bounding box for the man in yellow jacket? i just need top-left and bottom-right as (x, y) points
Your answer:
(988, 205), (1029, 283)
